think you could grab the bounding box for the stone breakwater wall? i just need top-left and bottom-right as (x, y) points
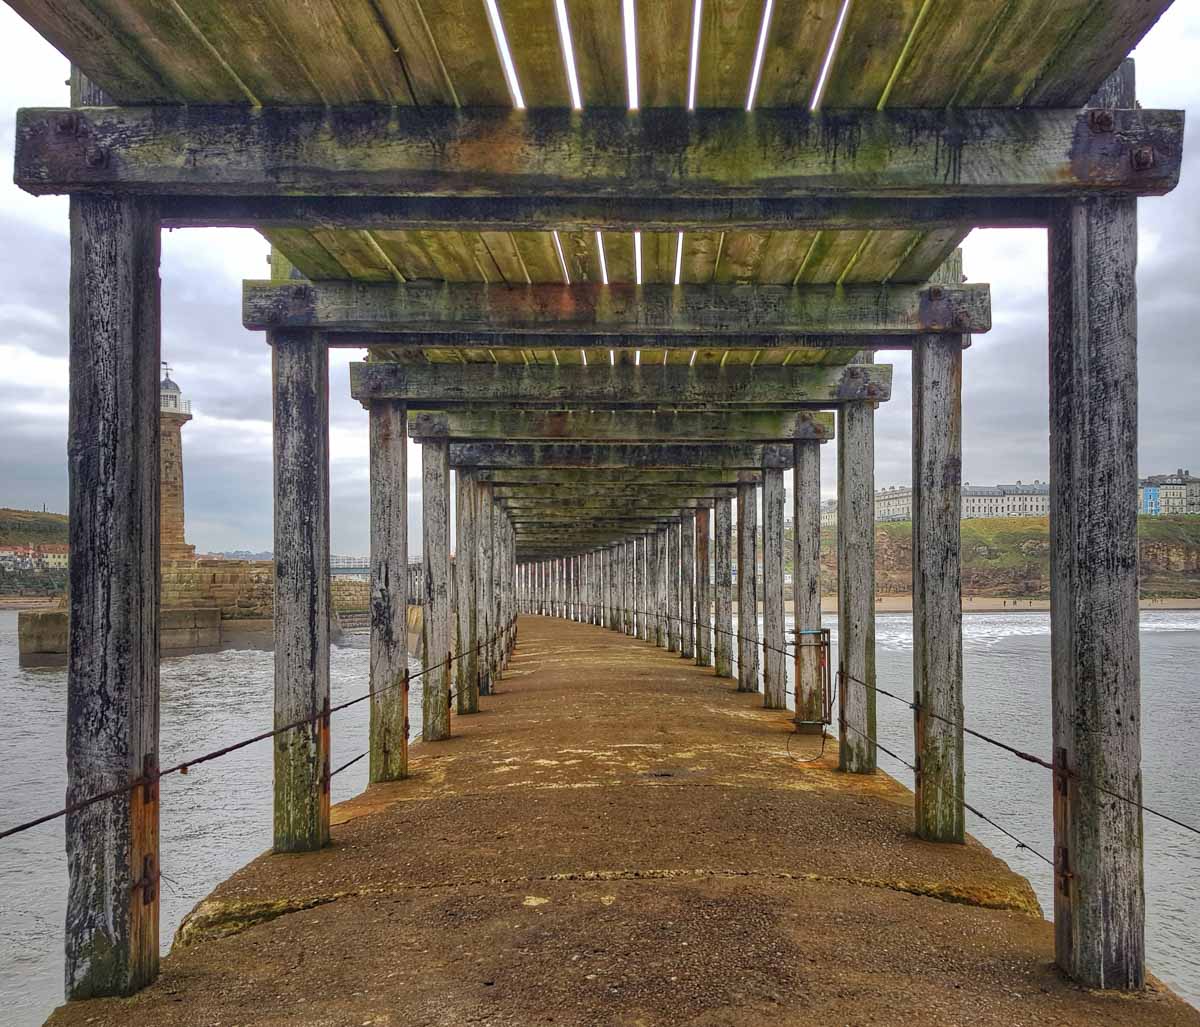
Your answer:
(161, 560), (370, 618)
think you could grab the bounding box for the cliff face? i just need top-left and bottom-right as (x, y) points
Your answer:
(810, 516), (1200, 598)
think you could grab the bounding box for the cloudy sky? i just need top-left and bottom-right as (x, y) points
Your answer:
(1, 4), (1197, 557)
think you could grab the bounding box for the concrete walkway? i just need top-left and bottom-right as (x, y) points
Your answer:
(51, 616), (1198, 1026)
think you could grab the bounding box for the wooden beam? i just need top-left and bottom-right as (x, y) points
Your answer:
(161, 193), (1054, 232)
(792, 440), (823, 732)
(736, 482), (760, 693)
(245, 280), (990, 337)
(695, 506), (712, 667)
(65, 192), (161, 1000)
(368, 399), (409, 781)
(421, 440), (452, 740)
(494, 484), (736, 499)
(714, 496), (734, 679)
(272, 329), (331, 852)
(454, 470), (479, 715)
(351, 361), (890, 407)
(449, 443), (798, 470)
(17, 105), (1183, 199)
(411, 409), (835, 444)
(476, 469), (750, 485)
(762, 467), (787, 709)
(681, 513), (695, 661)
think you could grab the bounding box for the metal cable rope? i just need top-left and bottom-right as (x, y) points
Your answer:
(0, 618), (515, 842)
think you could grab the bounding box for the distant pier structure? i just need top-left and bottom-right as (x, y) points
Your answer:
(3, 0), (1189, 1012)
(159, 365), (194, 561)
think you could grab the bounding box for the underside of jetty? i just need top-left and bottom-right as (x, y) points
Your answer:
(6, 0), (1193, 1021)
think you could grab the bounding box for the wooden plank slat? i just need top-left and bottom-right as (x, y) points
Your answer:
(561, 231), (604, 284)
(502, 0), (570, 107)
(817, 0), (923, 107)
(417, 0), (512, 104)
(753, 0), (843, 107)
(511, 231), (564, 282)
(479, 231), (532, 283)
(757, 230), (818, 284)
(566, 3), (626, 106)
(713, 230), (770, 283)
(603, 232), (636, 284)
(262, 229), (350, 281)
(696, 0), (762, 107)
(793, 231), (871, 284)
(638, 0), (693, 107)
(310, 229), (398, 281)
(370, 0), (457, 104)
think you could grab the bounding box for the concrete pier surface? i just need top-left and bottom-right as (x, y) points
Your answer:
(50, 616), (1198, 1027)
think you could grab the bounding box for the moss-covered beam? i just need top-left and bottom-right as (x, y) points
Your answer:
(448, 443), (797, 470)
(17, 106), (1183, 199)
(350, 362), (889, 408)
(245, 281), (990, 336)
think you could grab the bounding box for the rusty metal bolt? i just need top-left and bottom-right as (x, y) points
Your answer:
(83, 145), (108, 168)
(1088, 109), (1115, 134)
(1131, 146), (1155, 171)
(55, 112), (79, 135)
(927, 286), (944, 301)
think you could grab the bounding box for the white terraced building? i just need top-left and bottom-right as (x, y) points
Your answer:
(820, 482), (1051, 525)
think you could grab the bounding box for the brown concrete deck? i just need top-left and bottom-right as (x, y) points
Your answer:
(50, 615), (1198, 1026)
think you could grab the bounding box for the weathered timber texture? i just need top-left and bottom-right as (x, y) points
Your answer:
(65, 192), (161, 1000)
(714, 497), (734, 678)
(454, 470), (479, 715)
(837, 403), (877, 774)
(271, 329), (331, 852)
(667, 524), (681, 652)
(793, 441), (823, 730)
(413, 408), (836, 444)
(421, 441), (452, 740)
(736, 483), (760, 692)
(351, 362), (889, 407)
(695, 506), (712, 667)
(478, 482), (495, 695)
(245, 280), (990, 336)
(18, 106), (1183, 199)
(762, 467), (787, 709)
(369, 401), (409, 781)
(912, 337), (964, 842)
(680, 513), (696, 660)
(1048, 66), (1144, 988)
(448, 443), (796, 470)
(161, 192), (1056, 234)
(481, 469), (750, 485)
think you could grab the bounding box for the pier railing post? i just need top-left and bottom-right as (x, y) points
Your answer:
(369, 399), (409, 780)
(681, 512), (695, 659)
(912, 333), (964, 840)
(695, 504), (712, 667)
(837, 401), (876, 773)
(421, 440), (452, 740)
(714, 496), (734, 678)
(271, 328), (331, 850)
(762, 465), (787, 708)
(736, 477), (760, 692)
(1049, 59), (1144, 992)
(65, 187), (162, 998)
(793, 441), (823, 731)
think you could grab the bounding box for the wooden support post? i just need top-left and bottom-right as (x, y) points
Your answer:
(621, 542), (631, 633)
(421, 440), (452, 740)
(1049, 59), (1144, 991)
(605, 546), (616, 631)
(667, 523), (681, 652)
(65, 190), (162, 998)
(272, 329), (331, 850)
(793, 441), (823, 731)
(714, 497), (734, 678)
(837, 402), (876, 773)
(455, 470), (479, 715)
(695, 505), (712, 667)
(369, 400), (409, 781)
(762, 466), (787, 709)
(478, 481), (495, 694)
(912, 334), (964, 841)
(656, 529), (669, 648)
(681, 513), (695, 660)
(736, 481), (760, 692)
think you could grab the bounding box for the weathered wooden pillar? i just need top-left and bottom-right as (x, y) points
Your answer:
(624, 541), (635, 634)
(65, 190), (162, 998)
(646, 531), (659, 644)
(455, 471), (480, 715)
(680, 513), (695, 659)
(667, 522), (681, 652)
(762, 466), (787, 709)
(793, 440), (824, 731)
(272, 329), (331, 852)
(736, 480), (760, 692)
(421, 441), (452, 740)
(1048, 60), (1143, 991)
(656, 528), (669, 648)
(838, 402), (876, 773)
(912, 334), (964, 840)
(695, 504), (712, 666)
(714, 496), (734, 678)
(369, 401), (409, 781)
(478, 481), (495, 694)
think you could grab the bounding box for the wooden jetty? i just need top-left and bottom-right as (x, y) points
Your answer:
(3, 0), (1190, 1015)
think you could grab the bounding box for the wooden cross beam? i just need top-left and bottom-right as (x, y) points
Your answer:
(494, 485), (734, 500)
(245, 281), (989, 336)
(473, 469), (749, 485)
(448, 443), (797, 470)
(351, 362), (889, 408)
(16, 106), (1182, 199)
(412, 409), (835, 443)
